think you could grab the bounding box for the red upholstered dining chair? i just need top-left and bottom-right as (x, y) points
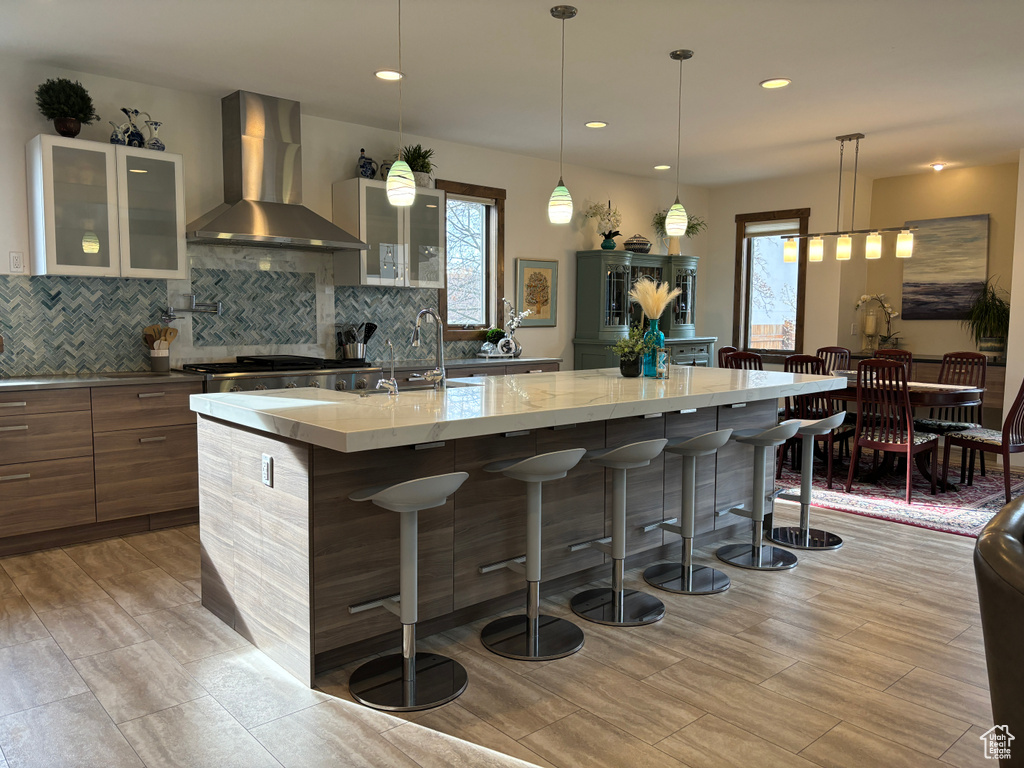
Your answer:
(942, 375), (1024, 505)
(875, 348), (914, 379)
(724, 351), (763, 370)
(815, 346), (851, 375)
(717, 345), (738, 368)
(779, 355), (846, 487)
(915, 352), (987, 479)
(845, 358), (939, 503)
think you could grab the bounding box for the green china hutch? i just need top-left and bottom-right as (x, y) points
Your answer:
(573, 249), (716, 369)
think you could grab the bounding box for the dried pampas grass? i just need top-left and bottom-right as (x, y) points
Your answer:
(629, 277), (681, 319)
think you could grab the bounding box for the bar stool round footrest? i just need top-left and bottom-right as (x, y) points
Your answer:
(349, 652), (468, 712)
(642, 562), (731, 595)
(768, 526), (843, 550)
(717, 542), (798, 570)
(570, 587), (665, 626)
(480, 614), (585, 661)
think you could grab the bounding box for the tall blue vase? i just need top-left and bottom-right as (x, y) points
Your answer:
(643, 318), (664, 377)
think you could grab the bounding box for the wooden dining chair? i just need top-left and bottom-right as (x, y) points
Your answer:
(717, 345), (738, 368)
(942, 375), (1024, 505)
(780, 354), (846, 487)
(875, 348), (914, 379)
(815, 346), (851, 375)
(915, 351), (987, 480)
(724, 351), (763, 370)
(846, 358), (938, 503)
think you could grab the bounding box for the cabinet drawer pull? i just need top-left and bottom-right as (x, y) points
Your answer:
(0, 402), (27, 408)
(139, 436), (167, 443)
(726, 402), (747, 408)
(502, 430), (530, 438)
(138, 392), (167, 399)
(470, 373), (489, 377)
(678, 409), (697, 414)
(527, 369), (544, 373)
(551, 423), (577, 430)
(0, 473), (31, 482)
(0, 425), (29, 432)
(641, 413), (664, 419)
(412, 441), (445, 450)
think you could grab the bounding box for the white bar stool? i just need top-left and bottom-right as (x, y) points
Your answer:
(644, 428), (735, 594)
(347, 471), (469, 711)
(717, 420), (802, 571)
(479, 448), (587, 661)
(570, 439), (668, 626)
(770, 411), (846, 550)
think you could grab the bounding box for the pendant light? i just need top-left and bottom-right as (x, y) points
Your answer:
(896, 229), (914, 258)
(865, 231), (882, 259)
(547, 6), (577, 224)
(386, 0), (415, 206)
(664, 49), (693, 237)
(808, 236), (824, 262)
(783, 237), (798, 263)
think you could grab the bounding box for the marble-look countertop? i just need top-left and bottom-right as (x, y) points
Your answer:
(379, 356), (562, 371)
(190, 367), (845, 453)
(0, 371), (202, 391)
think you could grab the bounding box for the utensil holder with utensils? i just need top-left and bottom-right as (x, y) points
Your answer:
(144, 324), (177, 371)
(337, 322), (376, 360)
(150, 349), (170, 372)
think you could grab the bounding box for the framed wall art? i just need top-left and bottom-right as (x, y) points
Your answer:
(516, 258), (558, 327)
(901, 214), (989, 320)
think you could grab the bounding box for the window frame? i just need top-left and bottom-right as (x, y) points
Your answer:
(732, 208), (810, 357)
(435, 178), (506, 341)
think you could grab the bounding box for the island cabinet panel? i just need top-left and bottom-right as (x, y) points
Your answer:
(714, 400), (779, 532)
(197, 416), (314, 685)
(310, 441), (455, 653)
(605, 414), (667, 555)
(664, 408), (720, 537)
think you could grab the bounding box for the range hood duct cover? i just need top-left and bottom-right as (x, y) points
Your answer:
(187, 91), (367, 252)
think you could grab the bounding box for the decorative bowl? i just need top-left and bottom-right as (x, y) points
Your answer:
(623, 233), (652, 254)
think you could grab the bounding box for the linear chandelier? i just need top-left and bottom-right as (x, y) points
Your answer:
(784, 133), (914, 263)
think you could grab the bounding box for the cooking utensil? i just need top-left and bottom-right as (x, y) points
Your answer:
(144, 333), (157, 349)
(341, 342), (366, 360)
(355, 322), (366, 342)
(363, 322), (378, 343)
(163, 327), (178, 344)
(144, 324), (161, 339)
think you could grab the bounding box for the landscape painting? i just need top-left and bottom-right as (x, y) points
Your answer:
(901, 214), (988, 320)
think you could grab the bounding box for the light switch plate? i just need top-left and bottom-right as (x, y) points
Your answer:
(261, 454), (273, 487)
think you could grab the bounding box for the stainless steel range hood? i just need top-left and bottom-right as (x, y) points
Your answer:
(187, 91), (367, 252)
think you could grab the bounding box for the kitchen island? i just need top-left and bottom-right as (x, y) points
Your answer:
(190, 367), (844, 684)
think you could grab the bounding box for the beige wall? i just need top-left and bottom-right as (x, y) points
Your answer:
(867, 163), (1018, 356)
(1005, 152), (1024, 464)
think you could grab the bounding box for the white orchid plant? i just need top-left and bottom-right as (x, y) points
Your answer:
(855, 293), (900, 341)
(584, 201), (622, 239)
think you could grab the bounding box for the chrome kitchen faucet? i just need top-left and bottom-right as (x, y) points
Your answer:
(376, 340), (399, 396)
(410, 308), (446, 390)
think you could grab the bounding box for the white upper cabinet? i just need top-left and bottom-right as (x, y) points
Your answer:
(332, 177), (445, 289)
(27, 135), (187, 279)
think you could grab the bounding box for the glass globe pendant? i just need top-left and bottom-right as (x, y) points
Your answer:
(665, 198), (688, 237)
(547, 6), (577, 224)
(548, 177), (572, 224)
(386, 159), (415, 206)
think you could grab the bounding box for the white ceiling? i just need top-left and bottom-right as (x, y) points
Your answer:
(5, 0), (1024, 186)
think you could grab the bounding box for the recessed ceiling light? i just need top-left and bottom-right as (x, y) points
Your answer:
(654, 165), (671, 170)
(375, 69), (403, 81)
(930, 162), (946, 171)
(585, 121), (608, 128)
(759, 78), (791, 89)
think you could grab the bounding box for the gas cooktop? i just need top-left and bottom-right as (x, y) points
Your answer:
(182, 355), (373, 375)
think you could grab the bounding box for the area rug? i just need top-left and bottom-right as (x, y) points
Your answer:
(776, 454), (1024, 538)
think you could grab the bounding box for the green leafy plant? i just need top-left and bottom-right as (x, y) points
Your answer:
(609, 323), (654, 362)
(961, 277), (1011, 344)
(35, 78), (100, 123)
(484, 327), (505, 345)
(652, 210), (706, 240)
(398, 144), (436, 174)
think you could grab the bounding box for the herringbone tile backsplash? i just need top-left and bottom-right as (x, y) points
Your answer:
(0, 275), (165, 377)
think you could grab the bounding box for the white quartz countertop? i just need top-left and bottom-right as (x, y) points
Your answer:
(190, 367), (846, 453)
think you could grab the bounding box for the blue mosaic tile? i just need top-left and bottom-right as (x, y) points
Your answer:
(191, 268), (317, 347)
(0, 275), (166, 377)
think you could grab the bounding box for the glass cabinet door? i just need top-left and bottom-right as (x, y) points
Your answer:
(605, 264), (630, 327)
(674, 269), (695, 326)
(117, 148), (186, 278)
(407, 188), (445, 288)
(42, 138), (119, 275)
(362, 182), (403, 284)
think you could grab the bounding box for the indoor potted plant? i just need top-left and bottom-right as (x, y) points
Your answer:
(652, 209), (706, 255)
(35, 77), (100, 138)
(962, 277), (1011, 358)
(609, 322), (653, 377)
(399, 144), (436, 187)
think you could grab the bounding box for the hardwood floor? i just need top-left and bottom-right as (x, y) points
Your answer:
(0, 502), (992, 768)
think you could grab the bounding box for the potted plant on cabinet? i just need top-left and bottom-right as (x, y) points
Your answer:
(652, 209), (706, 254)
(962, 277), (1011, 359)
(35, 78), (100, 138)
(609, 323), (653, 377)
(399, 144), (436, 187)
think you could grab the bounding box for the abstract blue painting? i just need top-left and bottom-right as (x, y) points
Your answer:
(901, 214), (989, 320)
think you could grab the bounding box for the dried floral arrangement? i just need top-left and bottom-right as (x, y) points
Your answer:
(584, 201), (622, 239)
(629, 277), (681, 319)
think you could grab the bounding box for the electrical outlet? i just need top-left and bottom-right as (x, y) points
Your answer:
(850, 322), (858, 336)
(9, 252), (24, 273)
(261, 454), (274, 487)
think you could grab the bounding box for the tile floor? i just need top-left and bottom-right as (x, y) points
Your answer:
(0, 503), (993, 768)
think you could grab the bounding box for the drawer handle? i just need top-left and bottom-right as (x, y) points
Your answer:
(502, 430), (530, 438)
(641, 413), (664, 419)
(412, 441), (445, 450)
(0, 425), (29, 432)
(678, 409), (697, 414)
(527, 369), (544, 373)
(0, 473), (31, 482)
(470, 373), (489, 377)
(138, 392), (167, 399)
(139, 436), (167, 443)
(0, 402), (27, 408)
(726, 402), (747, 408)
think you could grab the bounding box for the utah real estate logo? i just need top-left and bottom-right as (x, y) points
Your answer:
(980, 725), (1014, 760)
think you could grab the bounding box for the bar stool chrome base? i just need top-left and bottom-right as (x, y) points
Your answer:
(570, 587), (665, 626)
(769, 526), (843, 550)
(480, 614), (585, 661)
(716, 542), (798, 571)
(348, 652), (468, 712)
(643, 562), (731, 595)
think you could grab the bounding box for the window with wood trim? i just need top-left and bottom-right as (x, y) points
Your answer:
(435, 179), (505, 341)
(733, 208), (809, 354)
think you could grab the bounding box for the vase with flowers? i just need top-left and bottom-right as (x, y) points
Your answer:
(584, 201), (622, 249)
(629, 277), (682, 377)
(855, 293), (900, 350)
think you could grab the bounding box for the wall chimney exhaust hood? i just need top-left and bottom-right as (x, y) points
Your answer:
(187, 91), (367, 252)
